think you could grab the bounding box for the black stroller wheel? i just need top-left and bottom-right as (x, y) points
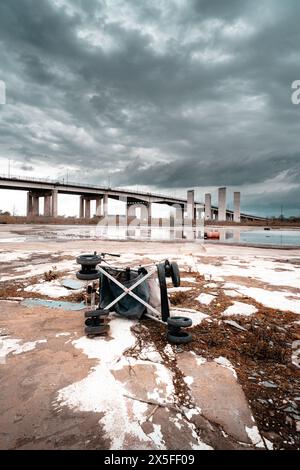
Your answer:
(84, 309), (110, 319)
(85, 325), (109, 336)
(167, 316), (192, 328)
(76, 270), (100, 281)
(167, 330), (192, 344)
(170, 262), (180, 287)
(76, 254), (102, 266)
(157, 263), (170, 322)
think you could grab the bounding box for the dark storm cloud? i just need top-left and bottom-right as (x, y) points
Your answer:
(0, 0), (300, 215)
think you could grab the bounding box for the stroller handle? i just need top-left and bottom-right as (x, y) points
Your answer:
(101, 252), (121, 258)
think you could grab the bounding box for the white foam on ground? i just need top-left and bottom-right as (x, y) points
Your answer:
(222, 301), (258, 317)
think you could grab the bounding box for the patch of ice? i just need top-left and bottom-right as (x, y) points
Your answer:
(1, 259), (77, 281)
(181, 277), (197, 283)
(0, 251), (32, 262)
(54, 317), (155, 449)
(184, 376), (194, 386)
(214, 356), (237, 379)
(25, 281), (74, 298)
(233, 287), (300, 315)
(71, 315), (136, 364)
(245, 425), (264, 448)
(196, 293), (216, 305)
(195, 356), (207, 366)
(163, 344), (175, 359)
(148, 424), (165, 449)
(197, 256), (300, 290)
(223, 290), (241, 298)
(168, 287), (193, 293)
(204, 283), (218, 288)
(222, 301), (258, 317)
(139, 345), (163, 364)
(170, 308), (210, 327)
(0, 336), (47, 362)
(182, 407), (199, 420)
(55, 332), (71, 338)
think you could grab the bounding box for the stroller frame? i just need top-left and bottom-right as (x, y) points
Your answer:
(97, 264), (165, 323)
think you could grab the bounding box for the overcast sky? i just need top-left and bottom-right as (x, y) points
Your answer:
(0, 0), (300, 217)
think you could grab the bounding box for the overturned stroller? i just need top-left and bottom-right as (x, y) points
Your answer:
(76, 252), (193, 344)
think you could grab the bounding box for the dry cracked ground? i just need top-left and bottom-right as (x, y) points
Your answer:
(0, 233), (299, 450)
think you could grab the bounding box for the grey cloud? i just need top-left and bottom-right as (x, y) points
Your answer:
(0, 0), (300, 215)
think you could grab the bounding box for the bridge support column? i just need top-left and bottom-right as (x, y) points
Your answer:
(174, 204), (184, 239)
(147, 202), (152, 226)
(95, 197), (102, 216)
(52, 190), (58, 217)
(27, 192), (33, 217)
(218, 187), (227, 221)
(32, 196), (39, 216)
(44, 195), (52, 217)
(85, 199), (91, 219)
(187, 190), (195, 225)
(103, 194), (108, 218)
(205, 193), (212, 221)
(79, 196), (84, 218)
(234, 192), (241, 223)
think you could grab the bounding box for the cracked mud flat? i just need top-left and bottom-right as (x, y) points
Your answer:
(0, 235), (300, 450)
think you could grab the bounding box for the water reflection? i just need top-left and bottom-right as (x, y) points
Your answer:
(96, 225), (205, 242)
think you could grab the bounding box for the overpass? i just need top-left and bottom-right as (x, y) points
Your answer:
(0, 175), (265, 223)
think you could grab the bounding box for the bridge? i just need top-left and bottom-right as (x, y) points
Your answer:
(0, 175), (265, 223)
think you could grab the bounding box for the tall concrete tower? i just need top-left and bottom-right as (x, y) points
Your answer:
(218, 187), (227, 221)
(187, 189), (195, 221)
(234, 192), (241, 223)
(205, 193), (212, 220)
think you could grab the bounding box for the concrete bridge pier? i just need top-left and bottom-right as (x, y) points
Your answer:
(27, 192), (33, 217)
(234, 192), (241, 223)
(52, 190), (58, 218)
(205, 193), (212, 221)
(44, 195), (52, 217)
(147, 202), (152, 226)
(95, 197), (102, 216)
(79, 196), (84, 218)
(187, 190), (195, 225)
(102, 194), (108, 218)
(26, 190), (58, 218)
(218, 187), (227, 221)
(79, 195), (104, 219)
(85, 199), (91, 219)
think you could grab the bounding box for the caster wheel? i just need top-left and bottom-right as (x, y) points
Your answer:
(170, 262), (180, 287)
(167, 330), (192, 344)
(84, 309), (110, 319)
(85, 324), (110, 336)
(167, 316), (192, 328)
(76, 270), (99, 281)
